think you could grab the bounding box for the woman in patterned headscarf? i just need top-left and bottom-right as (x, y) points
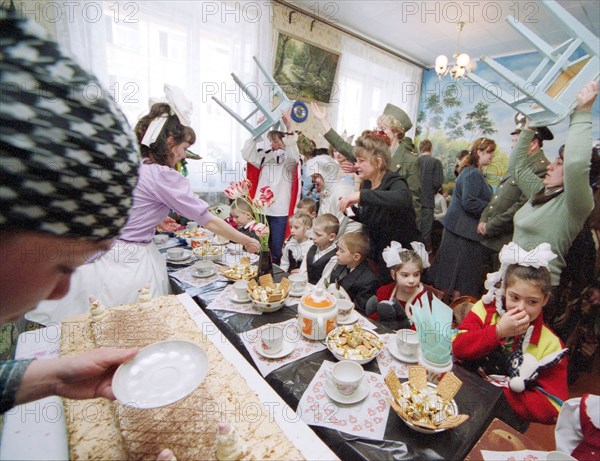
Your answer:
(0, 10), (141, 414)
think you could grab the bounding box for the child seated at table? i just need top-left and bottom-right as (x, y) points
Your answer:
(365, 241), (437, 330)
(230, 198), (259, 240)
(296, 197), (318, 220)
(280, 213), (313, 273)
(299, 214), (339, 285)
(555, 393), (600, 459)
(452, 242), (568, 425)
(295, 198), (317, 239)
(327, 231), (380, 313)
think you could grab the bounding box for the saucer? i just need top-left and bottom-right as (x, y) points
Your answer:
(112, 340), (208, 409)
(337, 310), (359, 325)
(166, 249), (192, 262)
(230, 293), (251, 303)
(387, 339), (419, 364)
(289, 287), (308, 297)
(256, 337), (297, 359)
(192, 269), (216, 278)
(324, 378), (369, 404)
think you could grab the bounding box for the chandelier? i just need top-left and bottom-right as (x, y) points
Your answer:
(435, 22), (471, 79)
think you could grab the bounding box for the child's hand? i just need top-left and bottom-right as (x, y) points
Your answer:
(338, 192), (360, 212)
(339, 160), (356, 174)
(496, 308), (530, 340)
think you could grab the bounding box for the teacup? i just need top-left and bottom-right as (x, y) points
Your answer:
(337, 299), (355, 322)
(326, 360), (364, 395)
(289, 273), (308, 294)
(396, 329), (419, 358)
(195, 260), (214, 275)
(166, 247), (184, 260)
(233, 280), (249, 300)
(152, 234), (168, 245)
(186, 221), (198, 232)
(260, 324), (284, 354)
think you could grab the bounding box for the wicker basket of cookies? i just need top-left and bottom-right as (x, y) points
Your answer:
(219, 257), (258, 281)
(385, 366), (469, 434)
(247, 275), (290, 312)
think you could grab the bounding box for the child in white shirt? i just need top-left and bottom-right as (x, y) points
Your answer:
(280, 213), (313, 273)
(299, 214), (339, 284)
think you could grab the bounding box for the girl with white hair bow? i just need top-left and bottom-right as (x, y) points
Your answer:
(364, 241), (441, 330)
(453, 242), (569, 425)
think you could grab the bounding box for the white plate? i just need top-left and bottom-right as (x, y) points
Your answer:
(230, 293), (251, 303)
(387, 339), (419, 364)
(324, 378), (369, 404)
(166, 249), (193, 262)
(256, 337), (297, 359)
(192, 269), (217, 278)
(112, 340), (208, 409)
(337, 310), (359, 325)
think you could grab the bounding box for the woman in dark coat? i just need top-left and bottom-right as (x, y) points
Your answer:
(338, 131), (421, 282)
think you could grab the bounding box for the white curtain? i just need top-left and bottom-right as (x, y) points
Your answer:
(55, 0), (272, 197)
(334, 34), (422, 140)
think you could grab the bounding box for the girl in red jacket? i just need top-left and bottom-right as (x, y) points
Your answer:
(453, 242), (568, 424)
(365, 241), (439, 330)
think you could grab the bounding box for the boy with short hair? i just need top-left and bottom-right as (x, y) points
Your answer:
(299, 214), (339, 284)
(328, 232), (380, 313)
(296, 198), (317, 219)
(280, 213), (313, 273)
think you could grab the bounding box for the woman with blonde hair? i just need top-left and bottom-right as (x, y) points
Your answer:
(338, 130), (421, 281)
(428, 137), (496, 300)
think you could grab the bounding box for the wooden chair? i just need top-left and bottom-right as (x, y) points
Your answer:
(450, 295), (478, 328)
(465, 0), (599, 126)
(212, 56), (295, 139)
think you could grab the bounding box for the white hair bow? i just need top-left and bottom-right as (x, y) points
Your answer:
(141, 84), (192, 147)
(382, 241), (430, 268)
(482, 242), (557, 314)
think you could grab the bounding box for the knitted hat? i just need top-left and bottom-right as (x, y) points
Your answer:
(0, 11), (140, 239)
(383, 103), (413, 131)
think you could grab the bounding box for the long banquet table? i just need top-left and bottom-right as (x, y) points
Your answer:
(168, 258), (524, 461)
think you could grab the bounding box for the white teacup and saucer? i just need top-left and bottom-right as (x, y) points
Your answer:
(230, 280), (251, 303)
(336, 299), (358, 325)
(166, 248), (193, 263)
(256, 324), (297, 359)
(192, 261), (216, 278)
(324, 361), (369, 404)
(387, 328), (419, 363)
(289, 273), (308, 297)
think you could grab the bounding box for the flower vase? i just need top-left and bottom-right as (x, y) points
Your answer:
(257, 247), (273, 277)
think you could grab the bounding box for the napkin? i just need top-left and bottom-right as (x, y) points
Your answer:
(240, 319), (327, 376)
(376, 334), (410, 379)
(298, 360), (391, 440)
(170, 264), (222, 288)
(205, 284), (263, 315)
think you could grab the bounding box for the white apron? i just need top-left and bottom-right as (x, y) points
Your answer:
(26, 241), (170, 325)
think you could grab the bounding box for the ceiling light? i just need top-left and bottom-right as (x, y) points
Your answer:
(435, 22), (471, 79)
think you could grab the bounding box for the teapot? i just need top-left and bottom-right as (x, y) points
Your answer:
(298, 287), (338, 340)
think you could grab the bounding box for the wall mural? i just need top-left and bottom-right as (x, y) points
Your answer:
(416, 50), (600, 188)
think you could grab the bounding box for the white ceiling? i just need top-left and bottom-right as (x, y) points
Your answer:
(290, 0), (600, 68)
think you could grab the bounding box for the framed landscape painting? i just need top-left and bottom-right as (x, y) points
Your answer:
(273, 31), (340, 104)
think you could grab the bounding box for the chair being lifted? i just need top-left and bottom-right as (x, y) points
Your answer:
(212, 56), (295, 139)
(465, 0), (599, 126)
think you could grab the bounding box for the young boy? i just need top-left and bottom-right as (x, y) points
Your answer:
(280, 213), (313, 273)
(299, 214), (339, 285)
(328, 232), (380, 313)
(296, 198), (317, 220)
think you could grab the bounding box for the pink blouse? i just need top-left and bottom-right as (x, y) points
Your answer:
(119, 162), (211, 243)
